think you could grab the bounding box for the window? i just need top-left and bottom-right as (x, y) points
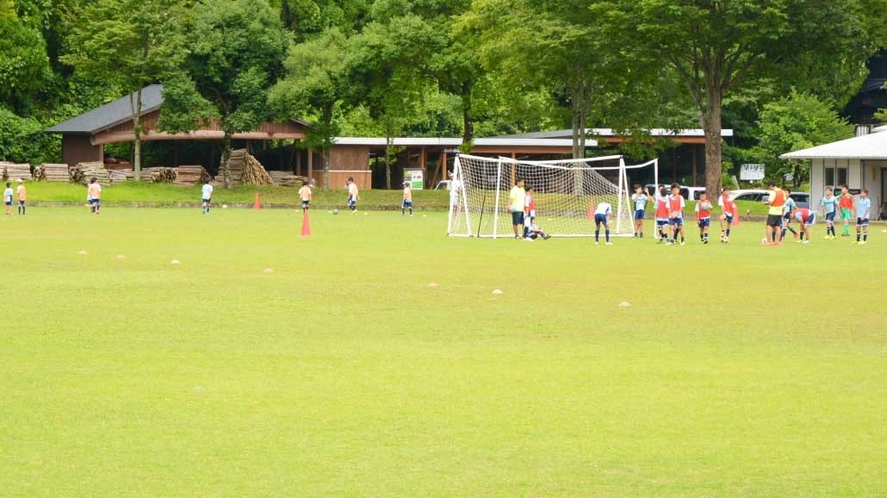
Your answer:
(826, 163), (848, 188)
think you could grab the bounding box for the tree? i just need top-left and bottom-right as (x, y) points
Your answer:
(597, 0), (887, 197)
(0, 0), (50, 113)
(160, 0), (290, 188)
(62, 0), (188, 180)
(755, 91), (854, 187)
(370, 0), (483, 152)
(270, 27), (350, 191)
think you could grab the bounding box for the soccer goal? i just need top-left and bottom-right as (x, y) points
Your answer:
(447, 154), (658, 238)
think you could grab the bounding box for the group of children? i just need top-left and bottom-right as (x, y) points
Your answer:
(779, 185), (872, 245)
(4, 179), (27, 216)
(626, 183), (738, 245)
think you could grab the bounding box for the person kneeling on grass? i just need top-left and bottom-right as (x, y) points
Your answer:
(524, 221), (551, 240)
(593, 200), (613, 245)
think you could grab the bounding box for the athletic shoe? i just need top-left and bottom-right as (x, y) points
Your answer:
(680, 241), (686, 246)
(802, 240), (810, 244)
(859, 241), (866, 245)
(524, 237), (534, 242)
(666, 241), (674, 246)
(543, 234), (551, 240)
(595, 241), (599, 245)
(605, 242), (613, 246)
(657, 239), (664, 245)
(703, 240), (708, 244)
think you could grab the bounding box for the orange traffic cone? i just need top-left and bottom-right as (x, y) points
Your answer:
(301, 210), (311, 237)
(253, 192), (261, 210)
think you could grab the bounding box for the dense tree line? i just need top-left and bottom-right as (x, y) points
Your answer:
(1, 0), (885, 191)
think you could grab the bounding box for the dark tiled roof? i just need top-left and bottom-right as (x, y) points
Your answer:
(46, 84), (164, 134)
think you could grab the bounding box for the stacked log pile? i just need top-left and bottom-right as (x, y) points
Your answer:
(34, 163), (70, 182)
(269, 171), (310, 187)
(109, 170), (135, 183)
(214, 149), (272, 186)
(104, 161), (132, 171)
(1, 162), (33, 181)
(70, 162), (110, 185)
(173, 165), (211, 186)
(142, 167), (177, 183)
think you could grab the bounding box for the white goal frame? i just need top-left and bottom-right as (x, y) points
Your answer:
(447, 154), (658, 239)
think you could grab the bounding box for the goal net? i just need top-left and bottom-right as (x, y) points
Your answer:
(447, 154), (658, 238)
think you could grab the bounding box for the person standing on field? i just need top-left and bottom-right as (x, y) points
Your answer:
(15, 179), (26, 216)
(631, 184), (649, 238)
(347, 176), (360, 214)
(87, 177), (102, 215)
(448, 171), (463, 216)
(201, 181), (214, 215)
(820, 187), (838, 239)
(3, 182), (12, 216)
(855, 189), (871, 245)
(298, 180), (312, 211)
(509, 177), (526, 238)
(667, 184), (686, 245)
(593, 199), (613, 245)
(764, 181), (786, 245)
(401, 181), (413, 217)
(837, 185), (854, 237)
(717, 186), (738, 243)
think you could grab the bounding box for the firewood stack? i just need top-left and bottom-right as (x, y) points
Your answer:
(70, 162), (110, 185)
(269, 171), (310, 187)
(173, 165), (211, 186)
(1, 162), (33, 181)
(34, 163), (70, 182)
(109, 170), (135, 183)
(142, 167), (177, 183)
(214, 149), (272, 186)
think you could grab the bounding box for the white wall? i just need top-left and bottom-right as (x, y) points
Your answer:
(863, 161), (885, 219)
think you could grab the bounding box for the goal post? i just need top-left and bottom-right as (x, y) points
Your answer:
(448, 154), (658, 238)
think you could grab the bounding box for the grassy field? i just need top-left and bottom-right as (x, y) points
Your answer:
(2, 207), (886, 497)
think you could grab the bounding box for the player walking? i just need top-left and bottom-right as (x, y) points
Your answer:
(695, 192), (712, 244)
(87, 177), (102, 215)
(667, 184), (686, 245)
(593, 200), (613, 245)
(631, 185), (649, 238)
(838, 185), (854, 236)
(820, 187), (838, 239)
(298, 180), (312, 211)
(717, 186), (737, 243)
(401, 181), (413, 216)
(855, 189), (871, 245)
(201, 181), (213, 214)
(654, 186), (670, 244)
(347, 177), (360, 214)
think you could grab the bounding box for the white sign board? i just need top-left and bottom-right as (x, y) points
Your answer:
(740, 163), (765, 181)
(404, 169), (424, 190)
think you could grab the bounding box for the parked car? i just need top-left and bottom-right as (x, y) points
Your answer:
(434, 180), (451, 190)
(730, 189), (810, 209)
(788, 192), (810, 209)
(643, 184), (705, 200)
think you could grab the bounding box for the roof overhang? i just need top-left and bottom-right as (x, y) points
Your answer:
(780, 131), (887, 160)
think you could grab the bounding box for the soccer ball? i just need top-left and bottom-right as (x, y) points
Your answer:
(222, 204), (228, 209)
(700, 201), (712, 210)
(332, 209), (339, 215)
(761, 237), (768, 244)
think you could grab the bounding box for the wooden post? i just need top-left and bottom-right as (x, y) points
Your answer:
(307, 150), (314, 186)
(420, 146), (427, 188)
(511, 152), (516, 186)
(295, 146), (302, 176)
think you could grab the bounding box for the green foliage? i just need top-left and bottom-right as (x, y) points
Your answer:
(754, 91), (854, 185)
(0, 105), (57, 163)
(163, 0), (289, 135)
(875, 108), (887, 123)
(0, 2), (51, 111)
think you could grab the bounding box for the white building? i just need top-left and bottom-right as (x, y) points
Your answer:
(781, 126), (887, 219)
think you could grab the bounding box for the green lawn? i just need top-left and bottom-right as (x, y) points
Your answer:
(2, 208), (886, 497)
